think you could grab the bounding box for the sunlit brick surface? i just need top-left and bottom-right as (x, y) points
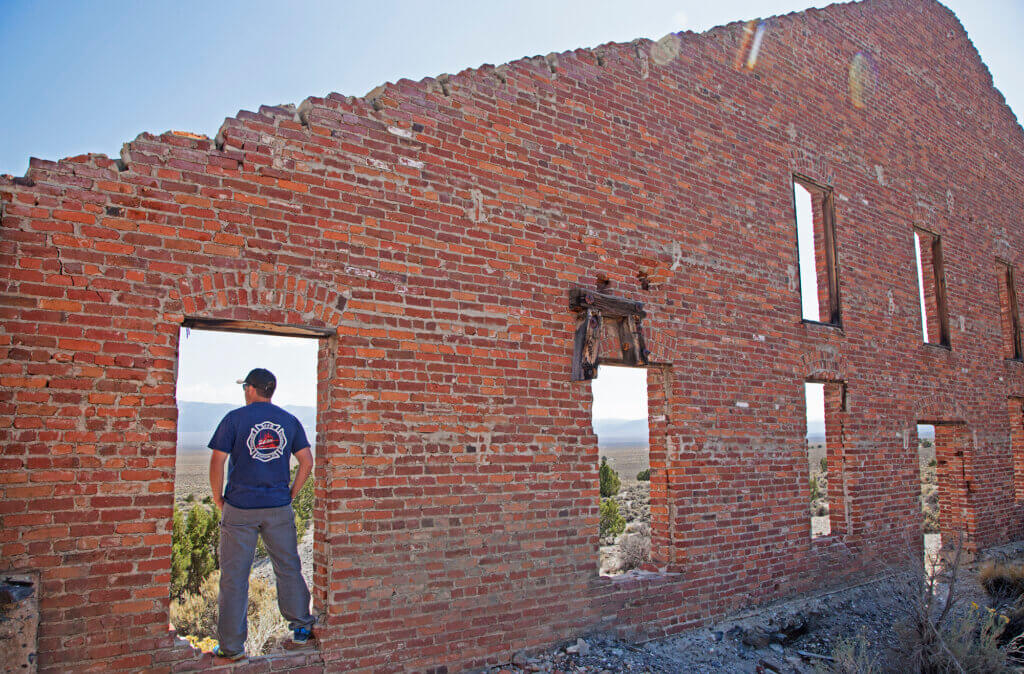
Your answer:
(3, 1), (1024, 671)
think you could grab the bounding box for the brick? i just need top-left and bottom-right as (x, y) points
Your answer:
(1, 3), (1022, 673)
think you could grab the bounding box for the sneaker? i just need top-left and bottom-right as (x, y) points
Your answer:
(212, 645), (245, 661)
(292, 627), (314, 644)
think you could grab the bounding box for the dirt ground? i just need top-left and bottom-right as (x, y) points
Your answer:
(600, 444), (650, 486)
(489, 541), (1024, 673)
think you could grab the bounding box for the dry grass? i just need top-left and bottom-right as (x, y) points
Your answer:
(980, 562), (1024, 603)
(169, 569), (289, 657)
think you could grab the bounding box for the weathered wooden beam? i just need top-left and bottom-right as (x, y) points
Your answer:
(182, 317), (334, 339)
(569, 287), (646, 319)
(569, 288), (650, 379)
(571, 309), (602, 381)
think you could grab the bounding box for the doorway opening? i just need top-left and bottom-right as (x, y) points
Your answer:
(171, 323), (324, 657)
(917, 424), (939, 565)
(917, 422), (972, 568)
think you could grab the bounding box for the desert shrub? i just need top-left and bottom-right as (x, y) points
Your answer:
(246, 575), (288, 655)
(888, 542), (1012, 673)
(934, 604), (1011, 672)
(815, 635), (879, 674)
(819, 456), (827, 473)
(185, 493), (196, 503)
(599, 498), (626, 540)
(928, 458), (938, 467)
(599, 456), (621, 497)
(170, 570), (289, 657)
(170, 570), (219, 639)
(809, 475), (822, 502)
(921, 439), (934, 449)
(636, 468), (651, 482)
(619, 533), (651, 571)
(171, 504), (220, 600)
(920, 485), (939, 534)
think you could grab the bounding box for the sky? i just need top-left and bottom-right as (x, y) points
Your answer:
(176, 328), (319, 407)
(592, 365), (649, 420)
(3, 0), (1022, 423)
(1, 1), (1021, 175)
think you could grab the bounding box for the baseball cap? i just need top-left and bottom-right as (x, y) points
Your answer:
(237, 368), (276, 396)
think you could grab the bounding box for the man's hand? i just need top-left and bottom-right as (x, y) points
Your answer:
(209, 450), (229, 511)
(291, 448), (314, 499)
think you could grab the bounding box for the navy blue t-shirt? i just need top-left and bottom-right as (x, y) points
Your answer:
(208, 402), (310, 509)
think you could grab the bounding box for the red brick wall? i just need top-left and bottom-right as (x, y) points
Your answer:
(3, 0), (1024, 671)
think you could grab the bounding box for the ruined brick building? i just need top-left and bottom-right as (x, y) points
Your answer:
(3, 0), (1024, 670)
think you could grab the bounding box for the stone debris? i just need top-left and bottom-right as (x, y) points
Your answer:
(489, 569), (995, 674)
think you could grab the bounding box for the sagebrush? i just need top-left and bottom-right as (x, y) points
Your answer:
(170, 570), (289, 656)
(886, 541), (1012, 673)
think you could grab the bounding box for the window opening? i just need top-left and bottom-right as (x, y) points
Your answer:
(996, 262), (1022, 360)
(172, 326), (320, 657)
(793, 175), (840, 325)
(805, 381), (846, 539)
(914, 229), (950, 347)
(592, 365), (650, 576)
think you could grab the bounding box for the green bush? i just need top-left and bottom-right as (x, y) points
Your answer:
(171, 503), (220, 600)
(599, 498), (626, 540)
(809, 475), (821, 502)
(636, 468), (650, 482)
(599, 457), (621, 498)
(292, 467), (314, 541)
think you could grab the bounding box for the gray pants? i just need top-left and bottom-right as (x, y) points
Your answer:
(218, 502), (314, 653)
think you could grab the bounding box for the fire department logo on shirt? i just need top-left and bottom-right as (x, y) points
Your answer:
(246, 422), (287, 463)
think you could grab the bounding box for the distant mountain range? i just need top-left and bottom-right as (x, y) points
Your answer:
(177, 405), (935, 452)
(177, 401), (316, 453)
(593, 418), (648, 446)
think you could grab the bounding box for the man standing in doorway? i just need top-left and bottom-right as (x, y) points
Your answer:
(208, 367), (316, 661)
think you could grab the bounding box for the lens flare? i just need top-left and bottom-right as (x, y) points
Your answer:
(735, 20), (767, 70)
(848, 51), (878, 109)
(746, 22), (766, 69)
(734, 20), (756, 69)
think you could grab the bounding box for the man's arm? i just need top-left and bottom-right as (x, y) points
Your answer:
(290, 447), (313, 500)
(209, 450), (229, 510)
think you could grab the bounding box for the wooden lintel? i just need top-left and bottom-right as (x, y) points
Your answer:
(182, 317), (335, 339)
(569, 287), (646, 318)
